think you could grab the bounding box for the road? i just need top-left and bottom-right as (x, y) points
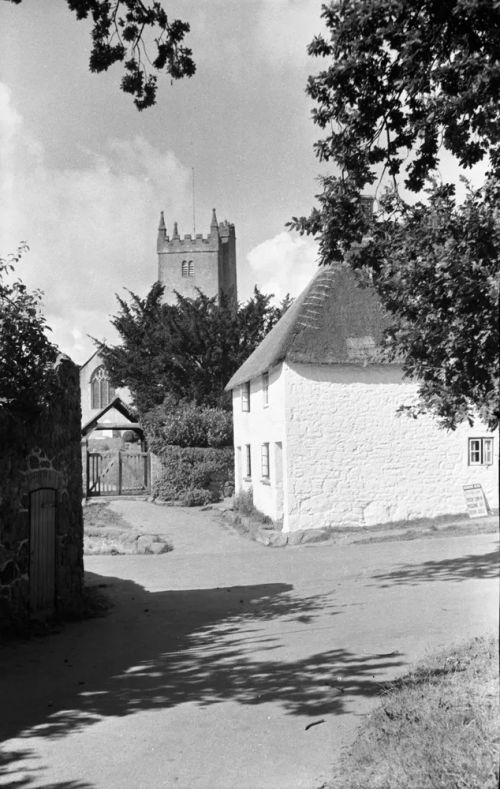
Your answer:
(0, 502), (498, 789)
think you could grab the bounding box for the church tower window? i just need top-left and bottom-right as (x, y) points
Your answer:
(181, 260), (194, 278)
(91, 366), (115, 410)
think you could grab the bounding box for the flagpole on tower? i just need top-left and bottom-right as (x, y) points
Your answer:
(192, 167), (196, 236)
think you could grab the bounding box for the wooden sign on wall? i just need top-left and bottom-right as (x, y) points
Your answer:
(463, 484), (488, 518)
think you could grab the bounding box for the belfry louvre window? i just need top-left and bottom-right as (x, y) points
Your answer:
(241, 382), (250, 411)
(261, 443), (270, 480)
(182, 260), (194, 278)
(468, 438), (493, 466)
(91, 366), (115, 410)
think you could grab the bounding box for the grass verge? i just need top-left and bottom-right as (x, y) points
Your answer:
(326, 634), (499, 789)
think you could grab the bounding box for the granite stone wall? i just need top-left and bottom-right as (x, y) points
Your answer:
(0, 356), (84, 631)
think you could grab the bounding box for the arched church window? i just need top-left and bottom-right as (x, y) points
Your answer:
(188, 260), (194, 277)
(182, 260), (188, 277)
(91, 366), (115, 410)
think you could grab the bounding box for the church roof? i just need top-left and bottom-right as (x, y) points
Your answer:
(226, 265), (391, 390)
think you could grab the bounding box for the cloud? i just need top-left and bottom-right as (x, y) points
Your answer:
(0, 83), (192, 364)
(254, 0), (325, 69)
(247, 231), (318, 301)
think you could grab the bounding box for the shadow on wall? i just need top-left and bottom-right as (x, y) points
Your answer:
(0, 573), (404, 772)
(370, 545), (499, 588)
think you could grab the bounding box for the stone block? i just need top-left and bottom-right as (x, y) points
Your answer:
(267, 532), (289, 547)
(287, 530), (305, 546)
(136, 535), (154, 553)
(149, 542), (170, 554)
(300, 529), (330, 544)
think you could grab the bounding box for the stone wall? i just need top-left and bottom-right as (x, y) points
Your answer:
(0, 356), (84, 631)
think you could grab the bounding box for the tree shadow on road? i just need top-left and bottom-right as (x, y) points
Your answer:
(0, 747), (94, 788)
(371, 545), (499, 587)
(0, 573), (404, 758)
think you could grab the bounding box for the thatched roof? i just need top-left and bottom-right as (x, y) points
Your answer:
(226, 265), (390, 390)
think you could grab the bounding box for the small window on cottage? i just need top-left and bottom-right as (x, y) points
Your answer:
(245, 444), (252, 478)
(181, 260), (188, 277)
(261, 443), (270, 480)
(262, 371), (269, 407)
(468, 438), (493, 466)
(241, 382), (250, 412)
(90, 366), (115, 410)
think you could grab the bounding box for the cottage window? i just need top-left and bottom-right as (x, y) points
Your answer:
(245, 444), (252, 478)
(90, 366), (115, 410)
(468, 438), (493, 466)
(261, 443), (270, 480)
(241, 382), (250, 411)
(262, 371), (269, 407)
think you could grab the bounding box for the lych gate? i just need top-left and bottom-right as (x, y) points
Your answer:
(81, 397), (150, 498)
(86, 449), (149, 497)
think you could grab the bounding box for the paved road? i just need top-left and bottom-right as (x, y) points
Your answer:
(1, 502), (498, 789)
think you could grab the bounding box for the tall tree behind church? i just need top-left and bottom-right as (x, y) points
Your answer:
(94, 284), (291, 414)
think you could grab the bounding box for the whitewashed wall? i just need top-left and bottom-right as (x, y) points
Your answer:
(232, 364), (287, 521)
(284, 362), (498, 532)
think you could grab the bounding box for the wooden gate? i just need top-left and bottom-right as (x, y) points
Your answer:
(30, 488), (57, 616)
(87, 451), (149, 497)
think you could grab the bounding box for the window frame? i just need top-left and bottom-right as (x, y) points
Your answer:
(241, 381), (250, 412)
(468, 437), (494, 466)
(181, 259), (188, 278)
(244, 444), (252, 479)
(262, 371), (269, 407)
(90, 366), (115, 410)
(261, 442), (270, 481)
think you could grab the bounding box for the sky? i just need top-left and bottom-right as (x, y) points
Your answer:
(0, 1), (485, 365)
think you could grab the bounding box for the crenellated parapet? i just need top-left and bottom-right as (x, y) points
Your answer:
(157, 208), (237, 305)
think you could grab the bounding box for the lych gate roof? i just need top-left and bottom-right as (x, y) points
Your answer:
(81, 397), (140, 437)
(226, 265), (390, 390)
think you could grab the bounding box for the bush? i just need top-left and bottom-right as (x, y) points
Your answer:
(180, 488), (215, 507)
(152, 445), (234, 504)
(233, 488), (272, 524)
(143, 396), (233, 451)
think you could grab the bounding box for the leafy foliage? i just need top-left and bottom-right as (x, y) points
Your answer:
(289, 0), (500, 429)
(143, 394), (233, 451)
(9, 0), (195, 109)
(95, 284), (291, 413)
(151, 445), (234, 504)
(0, 244), (59, 413)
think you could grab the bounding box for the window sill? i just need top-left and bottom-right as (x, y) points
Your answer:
(243, 476), (252, 482)
(260, 478), (271, 486)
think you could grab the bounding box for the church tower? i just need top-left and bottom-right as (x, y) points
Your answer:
(156, 209), (237, 304)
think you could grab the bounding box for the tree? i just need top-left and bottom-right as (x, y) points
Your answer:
(8, 0), (195, 110)
(94, 285), (291, 414)
(289, 0), (499, 429)
(0, 244), (59, 412)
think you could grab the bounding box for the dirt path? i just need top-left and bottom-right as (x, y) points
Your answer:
(1, 501), (498, 789)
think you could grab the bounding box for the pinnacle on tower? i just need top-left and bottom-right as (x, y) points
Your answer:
(172, 221), (180, 239)
(210, 208), (219, 232)
(158, 211), (166, 232)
